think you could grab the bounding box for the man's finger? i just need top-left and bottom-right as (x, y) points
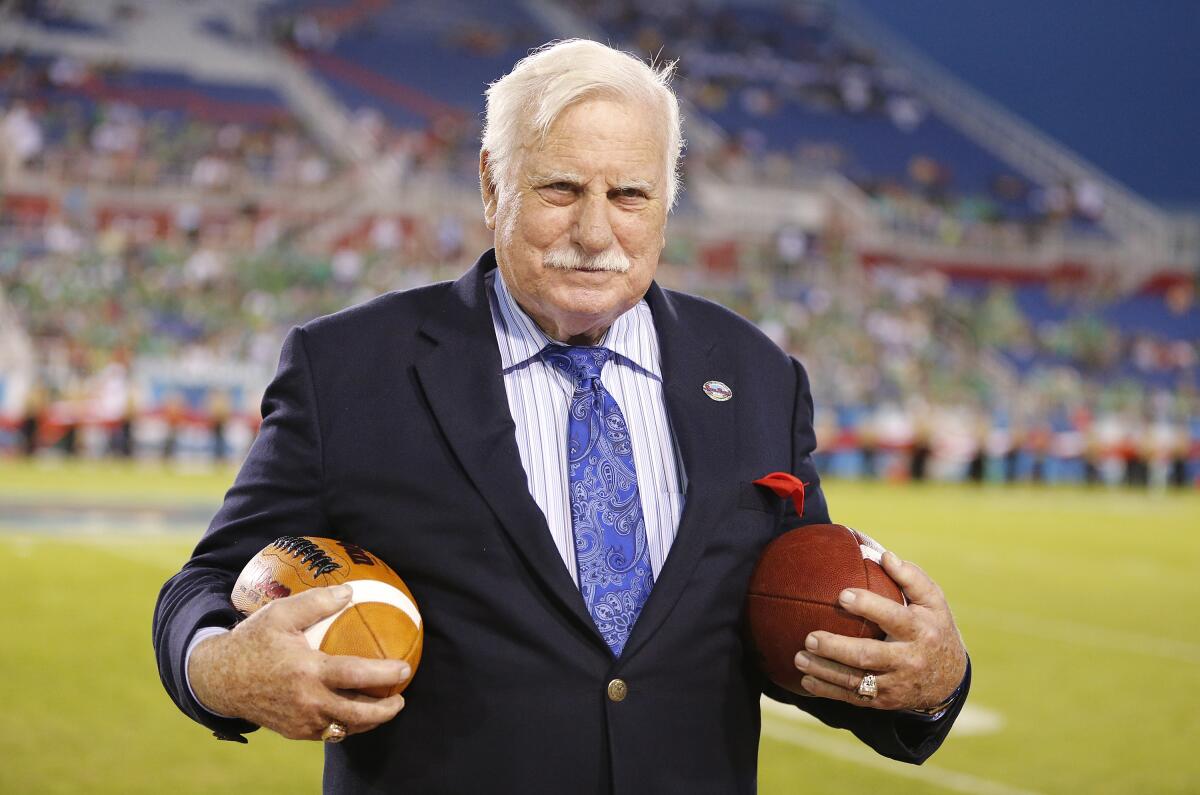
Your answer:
(794, 650), (862, 691)
(320, 655), (411, 692)
(259, 585), (353, 632)
(804, 631), (898, 672)
(326, 692), (406, 734)
(881, 551), (941, 608)
(799, 675), (881, 709)
(838, 588), (916, 639)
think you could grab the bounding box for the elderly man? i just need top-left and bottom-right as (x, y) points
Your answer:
(154, 39), (969, 793)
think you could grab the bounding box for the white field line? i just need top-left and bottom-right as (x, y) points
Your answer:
(958, 604), (1200, 664)
(2, 532), (191, 570)
(760, 700), (1041, 795)
(761, 698), (1003, 738)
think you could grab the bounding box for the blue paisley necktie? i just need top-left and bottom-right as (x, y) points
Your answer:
(543, 345), (654, 656)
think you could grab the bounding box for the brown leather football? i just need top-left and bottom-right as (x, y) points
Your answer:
(232, 536), (422, 697)
(746, 523), (904, 695)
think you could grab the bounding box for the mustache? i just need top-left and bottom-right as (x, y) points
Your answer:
(543, 247), (631, 273)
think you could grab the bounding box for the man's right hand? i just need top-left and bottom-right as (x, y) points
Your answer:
(188, 585), (411, 740)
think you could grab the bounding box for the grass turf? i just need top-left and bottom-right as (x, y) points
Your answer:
(1, 460), (1197, 794)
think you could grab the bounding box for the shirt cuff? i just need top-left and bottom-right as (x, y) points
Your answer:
(185, 626), (234, 719)
(901, 662), (969, 722)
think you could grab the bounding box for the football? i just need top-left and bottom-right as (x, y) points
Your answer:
(746, 519), (904, 696)
(232, 536), (423, 697)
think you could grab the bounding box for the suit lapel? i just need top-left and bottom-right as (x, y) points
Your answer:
(620, 283), (736, 662)
(413, 253), (604, 646)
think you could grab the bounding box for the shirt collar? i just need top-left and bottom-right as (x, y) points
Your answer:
(489, 266), (662, 379)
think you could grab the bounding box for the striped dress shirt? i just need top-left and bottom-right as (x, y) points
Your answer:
(486, 269), (687, 581)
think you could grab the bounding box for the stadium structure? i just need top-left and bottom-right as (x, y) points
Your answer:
(0, 0), (1197, 486)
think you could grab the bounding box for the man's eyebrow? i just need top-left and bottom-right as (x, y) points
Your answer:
(611, 178), (654, 193)
(528, 170), (584, 185)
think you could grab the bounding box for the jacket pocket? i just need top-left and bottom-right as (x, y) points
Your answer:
(736, 481), (778, 513)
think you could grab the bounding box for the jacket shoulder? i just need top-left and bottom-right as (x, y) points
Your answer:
(660, 287), (792, 365)
(297, 281), (453, 347)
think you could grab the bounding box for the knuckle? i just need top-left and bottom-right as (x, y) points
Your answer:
(296, 691), (326, 717)
(293, 664), (320, 690)
(316, 654), (343, 681)
(919, 625), (940, 647)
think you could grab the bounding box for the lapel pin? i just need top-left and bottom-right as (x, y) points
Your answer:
(702, 380), (732, 402)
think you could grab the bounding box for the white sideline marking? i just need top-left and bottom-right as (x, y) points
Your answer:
(1, 532), (191, 568)
(760, 719), (1043, 795)
(760, 700), (1039, 795)
(948, 704), (1005, 737)
(761, 698), (1003, 737)
(959, 605), (1200, 664)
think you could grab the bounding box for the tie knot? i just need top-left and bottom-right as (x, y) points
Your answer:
(544, 345), (612, 387)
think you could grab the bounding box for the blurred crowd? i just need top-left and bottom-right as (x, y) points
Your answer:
(0, 197), (487, 461)
(1, 50), (338, 192)
(2, 205), (1196, 487)
(667, 227), (1200, 487)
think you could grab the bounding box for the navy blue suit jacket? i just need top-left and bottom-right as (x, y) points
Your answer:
(154, 251), (967, 793)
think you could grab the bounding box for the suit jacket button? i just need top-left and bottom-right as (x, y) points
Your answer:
(607, 678), (628, 702)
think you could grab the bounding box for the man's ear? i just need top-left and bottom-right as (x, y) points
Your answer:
(480, 150), (498, 230)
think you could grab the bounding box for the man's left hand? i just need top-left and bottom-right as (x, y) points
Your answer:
(792, 550), (967, 711)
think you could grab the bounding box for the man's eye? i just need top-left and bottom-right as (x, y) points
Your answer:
(614, 188), (646, 200)
(546, 182), (575, 192)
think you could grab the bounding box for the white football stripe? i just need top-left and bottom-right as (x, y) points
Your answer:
(845, 525), (885, 564)
(303, 580), (422, 650)
(859, 543), (883, 564)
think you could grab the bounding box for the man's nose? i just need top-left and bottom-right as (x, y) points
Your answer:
(572, 194), (614, 254)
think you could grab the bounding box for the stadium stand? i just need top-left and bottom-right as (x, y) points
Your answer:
(0, 50), (339, 191)
(0, 0), (1195, 486)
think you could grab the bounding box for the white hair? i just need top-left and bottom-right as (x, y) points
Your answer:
(482, 39), (685, 209)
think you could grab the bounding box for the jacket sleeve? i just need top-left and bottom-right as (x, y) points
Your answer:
(152, 327), (328, 739)
(779, 357), (831, 529)
(761, 356), (970, 764)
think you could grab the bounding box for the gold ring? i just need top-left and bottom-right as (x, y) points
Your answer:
(856, 674), (878, 701)
(321, 721), (348, 743)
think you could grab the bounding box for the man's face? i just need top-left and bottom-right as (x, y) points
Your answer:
(482, 97), (669, 345)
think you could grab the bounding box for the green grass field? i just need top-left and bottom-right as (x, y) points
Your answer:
(2, 460), (1197, 794)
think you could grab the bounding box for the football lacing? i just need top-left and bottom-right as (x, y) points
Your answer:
(272, 536), (341, 576)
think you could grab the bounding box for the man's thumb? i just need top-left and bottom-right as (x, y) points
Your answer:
(270, 584), (353, 631)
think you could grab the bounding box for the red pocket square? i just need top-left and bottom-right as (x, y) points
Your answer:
(752, 472), (807, 517)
